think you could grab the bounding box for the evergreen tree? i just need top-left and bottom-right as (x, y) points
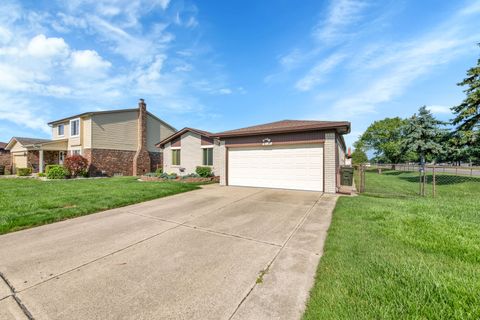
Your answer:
(452, 44), (480, 132)
(402, 106), (444, 165)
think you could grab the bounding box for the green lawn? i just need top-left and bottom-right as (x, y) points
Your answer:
(304, 170), (480, 319)
(0, 177), (200, 234)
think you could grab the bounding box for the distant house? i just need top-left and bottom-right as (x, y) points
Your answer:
(0, 142), (11, 173)
(0, 142), (8, 154)
(5, 99), (176, 176)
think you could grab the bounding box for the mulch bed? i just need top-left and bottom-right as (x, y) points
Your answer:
(140, 176), (220, 183)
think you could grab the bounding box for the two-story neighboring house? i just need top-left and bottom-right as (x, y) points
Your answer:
(5, 99), (176, 176)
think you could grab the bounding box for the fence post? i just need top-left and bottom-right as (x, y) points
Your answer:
(432, 166), (436, 197)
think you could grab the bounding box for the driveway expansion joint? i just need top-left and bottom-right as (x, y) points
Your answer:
(17, 224), (183, 293)
(0, 272), (35, 319)
(227, 193), (325, 320)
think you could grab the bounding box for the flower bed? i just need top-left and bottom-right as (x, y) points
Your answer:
(140, 175), (220, 183)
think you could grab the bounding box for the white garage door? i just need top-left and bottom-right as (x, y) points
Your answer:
(228, 144), (323, 191)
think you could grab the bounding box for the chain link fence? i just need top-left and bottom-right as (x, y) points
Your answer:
(354, 164), (480, 197)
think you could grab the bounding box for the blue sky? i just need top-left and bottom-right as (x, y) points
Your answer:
(1, 0), (480, 147)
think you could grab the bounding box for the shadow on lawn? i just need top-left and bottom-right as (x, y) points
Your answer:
(397, 174), (480, 185)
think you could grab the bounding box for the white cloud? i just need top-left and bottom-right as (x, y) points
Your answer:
(70, 49), (111, 72)
(295, 53), (346, 91)
(27, 34), (69, 58)
(218, 88), (232, 95)
(0, 93), (50, 134)
(314, 0), (368, 43)
(428, 105), (452, 114)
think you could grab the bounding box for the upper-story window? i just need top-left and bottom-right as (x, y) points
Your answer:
(70, 118), (80, 137)
(57, 124), (65, 136)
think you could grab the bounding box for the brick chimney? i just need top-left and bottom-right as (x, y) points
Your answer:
(132, 99), (151, 176)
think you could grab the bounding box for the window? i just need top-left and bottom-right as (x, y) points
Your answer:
(70, 119), (80, 137)
(172, 149), (181, 165)
(71, 149), (82, 156)
(202, 148), (213, 166)
(58, 124), (64, 136)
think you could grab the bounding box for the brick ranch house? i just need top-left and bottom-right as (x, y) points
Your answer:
(5, 99), (176, 176)
(157, 120), (350, 193)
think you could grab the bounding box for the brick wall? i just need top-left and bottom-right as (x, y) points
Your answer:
(86, 148), (136, 176)
(0, 152), (12, 174)
(214, 140), (226, 185)
(132, 100), (151, 176)
(149, 152), (162, 172)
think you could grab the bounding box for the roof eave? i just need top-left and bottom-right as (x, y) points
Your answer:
(215, 123), (351, 138)
(155, 127), (212, 148)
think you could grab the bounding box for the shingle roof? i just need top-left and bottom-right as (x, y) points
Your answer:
(0, 142), (7, 149)
(215, 120), (350, 137)
(156, 127), (213, 148)
(13, 137), (52, 146)
(47, 108), (177, 132)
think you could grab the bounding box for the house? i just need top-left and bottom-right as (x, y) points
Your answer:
(6, 99), (176, 176)
(157, 120), (350, 193)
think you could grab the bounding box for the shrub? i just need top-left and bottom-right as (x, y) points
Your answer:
(155, 168), (163, 177)
(45, 165), (56, 174)
(46, 165), (68, 179)
(182, 173), (200, 179)
(159, 172), (177, 179)
(144, 172), (157, 177)
(16, 168), (32, 176)
(196, 166), (213, 178)
(64, 155), (89, 177)
(38, 172), (46, 177)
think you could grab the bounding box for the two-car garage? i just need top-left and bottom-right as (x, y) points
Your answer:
(216, 120), (350, 193)
(227, 144), (324, 192)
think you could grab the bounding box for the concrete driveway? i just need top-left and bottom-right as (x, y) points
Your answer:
(0, 185), (337, 320)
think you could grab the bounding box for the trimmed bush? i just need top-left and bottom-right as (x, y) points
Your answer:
(182, 173), (200, 179)
(158, 172), (177, 179)
(46, 165), (68, 179)
(16, 168), (32, 176)
(196, 166), (213, 178)
(64, 155), (89, 177)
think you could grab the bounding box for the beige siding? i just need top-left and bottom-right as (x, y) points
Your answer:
(52, 122), (69, 140)
(11, 141), (28, 169)
(324, 132), (336, 193)
(12, 153), (27, 169)
(146, 114), (175, 153)
(160, 123), (176, 144)
(9, 141), (27, 153)
(91, 111), (138, 151)
(82, 117), (92, 149)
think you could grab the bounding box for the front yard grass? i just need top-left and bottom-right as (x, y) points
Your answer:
(303, 170), (480, 319)
(0, 177), (200, 234)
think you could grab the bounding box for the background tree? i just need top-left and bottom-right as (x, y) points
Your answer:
(402, 106), (444, 165)
(356, 117), (413, 163)
(451, 45), (480, 164)
(351, 149), (368, 164)
(452, 44), (480, 132)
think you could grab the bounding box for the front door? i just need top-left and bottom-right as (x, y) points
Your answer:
(59, 151), (65, 165)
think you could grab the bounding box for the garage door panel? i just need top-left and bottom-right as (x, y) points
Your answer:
(228, 144), (323, 192)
